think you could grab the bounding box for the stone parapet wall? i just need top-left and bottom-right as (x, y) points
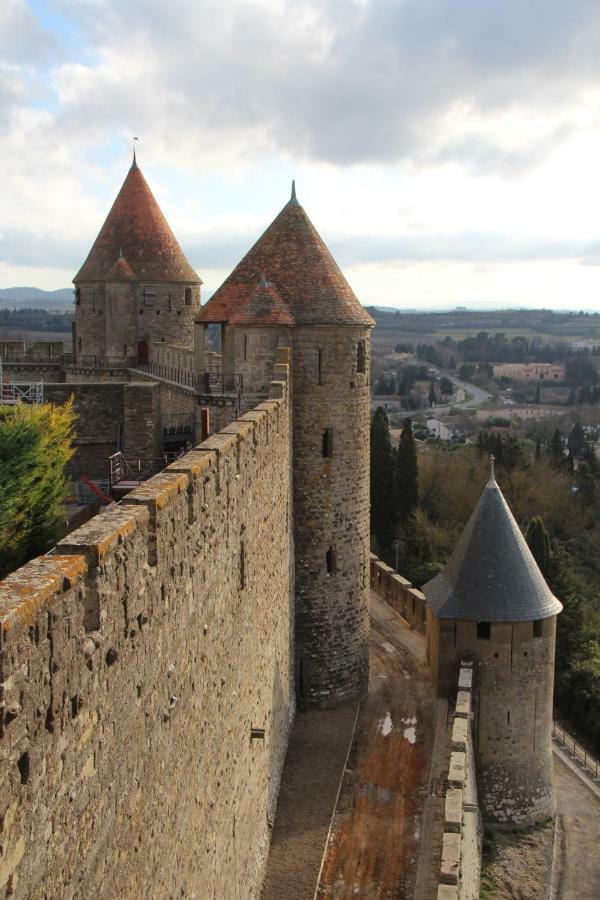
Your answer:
(150, 342), (194, 375)
(43, 382), (162, 478)
(369, 555), (427, 634)
(437, 661), (482, 900)
(0, 371), (293, 899)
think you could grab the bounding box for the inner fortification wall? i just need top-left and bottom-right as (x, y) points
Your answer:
(0, 374), (293, 900)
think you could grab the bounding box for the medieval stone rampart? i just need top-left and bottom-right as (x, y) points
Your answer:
(369, 558), (482, 899)
(43, 382), (162, 478)
(369, 555), (428, 634)
(0, 373), (293, 899)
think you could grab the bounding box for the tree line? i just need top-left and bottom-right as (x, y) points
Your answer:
(370, 407), (600, 753)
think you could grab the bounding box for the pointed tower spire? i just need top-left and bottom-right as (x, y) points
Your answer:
(423, 477), (562, 622)
(132, 137), (138, 168)
(490, 453), (495, 481)
(288, 179), (298, 206)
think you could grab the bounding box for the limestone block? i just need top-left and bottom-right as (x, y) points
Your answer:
(451, 717), (468, 750)
(440, 832), (461, 885)
(437, 886), (459, 900)
(455, 690), (471, 718)
(458, 667), (473, 691)
(444, 789), (463, 833)
(448, 752), (466, 787)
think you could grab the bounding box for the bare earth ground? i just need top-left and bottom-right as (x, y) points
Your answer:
(479, 750), (600, 900)
(316, 594), (435, 900)
(552, 752), (600, 900)
(261, 704), (359, 900)
(261, 594), (435, 900)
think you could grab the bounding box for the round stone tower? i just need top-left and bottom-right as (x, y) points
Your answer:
(197, 183), (374, 708)
(73, 154), (201, 363)
(423, 467), (562, 827)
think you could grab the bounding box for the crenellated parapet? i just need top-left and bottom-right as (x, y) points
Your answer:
(0, 369), (292, 899)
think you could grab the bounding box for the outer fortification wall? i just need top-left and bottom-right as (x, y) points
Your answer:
(43, 382), (162, 478)
(0, 375), (293, 899)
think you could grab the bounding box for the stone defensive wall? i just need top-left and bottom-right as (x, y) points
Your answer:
(436, 661), (482, 900)
(369, 559), (482, 899)
(0, 366), (293, 898)
(369, 555), (427, 634)
(43, 382), (162, 479)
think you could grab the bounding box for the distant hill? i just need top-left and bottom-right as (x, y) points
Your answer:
(0, 287), (73, 310)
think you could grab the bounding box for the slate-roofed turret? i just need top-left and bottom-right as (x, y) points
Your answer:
(424, 473), (562, 622)
(74, 158), (200, 285)
(197, 183), (373, 327)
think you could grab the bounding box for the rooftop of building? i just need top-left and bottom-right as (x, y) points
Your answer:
(197, 182), (374, 328)
(74, 156), (201, 285)
(423, 469), (563, 622)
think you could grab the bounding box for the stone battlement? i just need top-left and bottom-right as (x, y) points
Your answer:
(0, 370), (293, 899)
(369, 554), (427, 634)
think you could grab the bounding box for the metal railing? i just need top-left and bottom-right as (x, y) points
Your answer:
(132, 361), (195, 387)
(199, 371), (243, 396)
(66, 355), (134, 370)
(161, 413), (195, 436)
(553, 721), (600, 781)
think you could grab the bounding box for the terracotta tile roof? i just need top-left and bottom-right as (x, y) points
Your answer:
(74, 161), (201, 285)
(105, 253), (137, 281)
(424, 476), (563, 622)
(197, 193), (374, 327)
(229, 276), (295, 326)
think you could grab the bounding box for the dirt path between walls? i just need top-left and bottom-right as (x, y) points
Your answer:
(316, 593), (435, 900)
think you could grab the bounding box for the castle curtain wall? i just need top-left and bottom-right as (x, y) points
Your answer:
(0, 386), (293, 899)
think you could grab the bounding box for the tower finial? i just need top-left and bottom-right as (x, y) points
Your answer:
(132, 136), (139, 167)
(291, 179), (296, 201)
(490, 454), (495, 480)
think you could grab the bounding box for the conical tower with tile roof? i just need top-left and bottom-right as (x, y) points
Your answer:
(73, 156), (201, 363)
(198, 184), (374, 708)
(424, 467), (562, 826)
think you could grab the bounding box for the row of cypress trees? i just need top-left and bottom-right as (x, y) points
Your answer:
(370, 407), (418, 561)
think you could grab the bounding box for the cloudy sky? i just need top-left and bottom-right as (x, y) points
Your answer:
(3, 0), (600, 309)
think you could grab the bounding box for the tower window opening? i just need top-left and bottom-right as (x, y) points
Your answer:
(322, 428), (333, 458)
(185, 287), (192, 306)
(143, 287), (156, 307)
(477, 621), (491, 640)
(357, 340), (366, 373)
(168, 292), (172, 310)
(533, 619), (543, 638)
(243, 334), (248, 361)
(318, 349), (323, 385)
(326, 547), (336, 576)
(77, 337), (82, 352)
(240, 541), (246, 589)
(507, 710), (511, 725)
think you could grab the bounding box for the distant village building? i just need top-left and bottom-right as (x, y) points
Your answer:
(492, 363), (565, 381)
(427, 417), (459, 442)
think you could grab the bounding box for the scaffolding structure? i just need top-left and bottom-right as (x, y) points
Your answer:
(0, 359), (44, 405)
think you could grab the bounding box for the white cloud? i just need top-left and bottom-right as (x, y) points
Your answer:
(1, 0), (600, 308)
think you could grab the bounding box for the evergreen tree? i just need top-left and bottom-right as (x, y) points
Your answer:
(428, 379), (436, 407)
(525, 516), (551, 579)
(549, 429), (565, 467)
(493, 433), (504, 468)
(0, 400), (76, 578)
(370, 407), (396, 555)
(567, 421), (586, 458)
(535, 435), (541, 460)
(534, 384), (541, 404)
(395, 418), (419, 527)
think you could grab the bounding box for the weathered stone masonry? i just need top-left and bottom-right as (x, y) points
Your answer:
(0, 376), (293, 899)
